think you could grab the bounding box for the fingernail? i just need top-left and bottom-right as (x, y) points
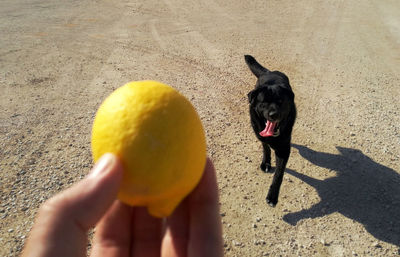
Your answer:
(89, 153), (115, 179)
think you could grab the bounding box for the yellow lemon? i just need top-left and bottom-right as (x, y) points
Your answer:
(91, 80), (206, 217)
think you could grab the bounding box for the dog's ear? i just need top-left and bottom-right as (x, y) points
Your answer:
(247, 90), (256, 103)
(247, 89), (261, 104)
(244, 55), (269, 78)
(288, 90), (295, 101)
(284, 87), (295, 101)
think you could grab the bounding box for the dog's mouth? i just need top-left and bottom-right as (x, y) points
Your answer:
(259, 120), (280, 137)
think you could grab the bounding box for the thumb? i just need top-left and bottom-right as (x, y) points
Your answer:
(22, 153), (123, 257)
(49, 153), (124, 229)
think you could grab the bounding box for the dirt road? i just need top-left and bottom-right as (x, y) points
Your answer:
(1, 0), (399, 256)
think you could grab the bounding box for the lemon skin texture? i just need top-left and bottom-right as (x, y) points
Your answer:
(91, 81), (206, 217)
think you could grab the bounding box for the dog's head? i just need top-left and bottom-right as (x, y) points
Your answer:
(245, 55), (294, 137)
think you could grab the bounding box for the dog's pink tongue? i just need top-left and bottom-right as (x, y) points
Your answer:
(259, 120), (277, 137)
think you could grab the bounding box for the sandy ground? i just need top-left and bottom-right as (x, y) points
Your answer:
(1, 0), (400, 256)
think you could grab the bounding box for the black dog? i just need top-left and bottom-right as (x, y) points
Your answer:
(245, 55), (296, 207)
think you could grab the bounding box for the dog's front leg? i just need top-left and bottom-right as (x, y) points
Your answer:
(266, 146), (290, 206)
(261, 142), (273, 173)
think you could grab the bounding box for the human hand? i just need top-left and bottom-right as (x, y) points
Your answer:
(21, 153), (223, 257)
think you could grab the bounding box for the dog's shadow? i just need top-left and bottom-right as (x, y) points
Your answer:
(284, 144), (400, 247)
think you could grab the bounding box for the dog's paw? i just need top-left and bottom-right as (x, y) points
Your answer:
(266, 191), (278, 207)
(266, 166), (274, 173)
(260, 163), (273, 173)
(266, 197), (277, 207)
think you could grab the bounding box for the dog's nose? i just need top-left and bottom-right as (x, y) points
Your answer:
(269, 110), (278, 120)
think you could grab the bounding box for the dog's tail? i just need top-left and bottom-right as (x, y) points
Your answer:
(244, 55), (270, 77)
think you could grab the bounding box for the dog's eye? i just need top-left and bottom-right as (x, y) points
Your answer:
(258, 103), (268, 109)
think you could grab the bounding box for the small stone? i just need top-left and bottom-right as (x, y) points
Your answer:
(371, 241), (382, 248)
(8, 229), (14, 233)
(232, 240), (242, 246)
(256, 217), (262, 222)
(320, 239), (329, 246)
(252, 223), (257, 228)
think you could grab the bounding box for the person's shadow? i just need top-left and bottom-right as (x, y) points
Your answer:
(283, 144), (400, 247)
